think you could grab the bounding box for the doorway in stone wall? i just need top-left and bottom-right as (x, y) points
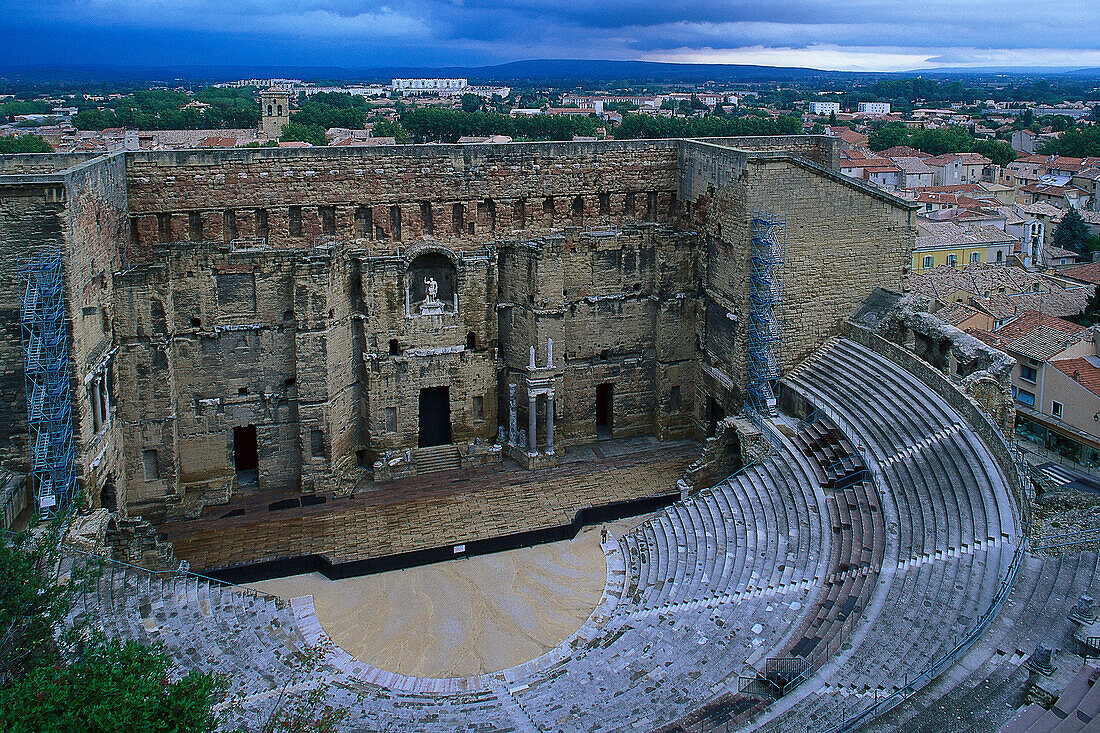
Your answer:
(233, 425), (259, 486)
(418, 387), (452, 447)
(595, 383), (613, 440)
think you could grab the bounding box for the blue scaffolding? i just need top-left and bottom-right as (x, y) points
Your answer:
(20, 253), (75, 518)
(747, 212), (785, 416)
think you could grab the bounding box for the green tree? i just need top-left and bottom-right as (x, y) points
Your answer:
(460, 93), (482, 114)
(280, 122), (328, 146)
(1080, 285), (1100, 326)
(371, 120), (410, 144)
(0, 526), (224, 733)
(1040, 126), (1100, 158)
(1054, 207), (1091, 255)
(971, 138), (1017, 167)
(0, 134), (53, 153)
(1, 638), (222, 733)
(868, 122), (911, 151)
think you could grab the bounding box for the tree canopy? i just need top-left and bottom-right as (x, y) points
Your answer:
(399, 108), (601, 142)
(0, 526), (223, 733)
(867, 122), (1016, 165)
(0, 134), (53, 153)
(280, 122), (328, 146)
(1040, 126), (1100, 158)
(292, 92), (369, 130)
(613, 113), (801, 139)
(1053, 207), (1091, 255)
(73, 87), (260, 131)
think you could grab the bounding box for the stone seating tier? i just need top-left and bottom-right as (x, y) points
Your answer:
(59, 335), (1020, 733)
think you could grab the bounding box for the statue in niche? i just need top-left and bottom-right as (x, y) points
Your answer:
(419, 275), (444, 315)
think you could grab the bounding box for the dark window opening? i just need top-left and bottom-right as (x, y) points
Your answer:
(233, 425), (259, 484)
(669, 192), (678, 216)
(418, 386), (452, 448)
(156, 213), (171, 243)
(223, 210), (237, 241)
(256, 208), (269, 240)
(647, 192), (658, 220)
(624, 192), (636, 215)
(481, 199), (496, 230)
(599, 349), (609, 361)
(238, 387), (249, 396)
(284, 309), (294, 321)
(390, 205), (402, 240)
(310, 429), (325, 458)
(142, 450), (159, 481)
(420, 201), (433, 234)
(670, 385), (682, 411)
(188, 212), (203, 241)
(389, 339), (401, 356)
(453, 203), (464, 234)
(572, 195), (584, 217)
(473, 395), (484, 420)
(596, 383), (613, 440)
(598, 192), (610, 215)
(190, 317), (201, 328)
(355, 206), (373, 239)
(543, 196), (555, 215)
(467, 221), (475, 235)
(707, 396), (726, 438)
(466, 331), (477, 350)
(100, 478), (117, 512)
(514, 199), (526, 228)
(284, 378), (296, 388)
(288, 206), (302, 237)
(356, 449), (367, 467)
(320, 205), (335, 235)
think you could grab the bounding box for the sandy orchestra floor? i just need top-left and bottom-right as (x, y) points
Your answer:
(249, 517), (647, 678)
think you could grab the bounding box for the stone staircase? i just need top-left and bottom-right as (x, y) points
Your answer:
(415, 444), (462, 474)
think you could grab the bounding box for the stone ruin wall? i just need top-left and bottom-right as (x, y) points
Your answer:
(679, 141), (916, 429)
(0, 136), (914, 524)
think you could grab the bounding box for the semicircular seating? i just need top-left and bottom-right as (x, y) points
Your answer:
(60, 335), (1023, 733)
(761, 336), (1022, 731)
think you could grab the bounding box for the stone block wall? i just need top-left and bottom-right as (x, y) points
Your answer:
(63, 155), (129, 513)
(0, 180), (66, 474)
(0, 136), (914, 522)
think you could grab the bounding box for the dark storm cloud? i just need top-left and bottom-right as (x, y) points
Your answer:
(0, 0), (1096, 70)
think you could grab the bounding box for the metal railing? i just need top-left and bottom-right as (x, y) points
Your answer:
(1030, 524), (1100, 552)
(823, 537), (1026, 732)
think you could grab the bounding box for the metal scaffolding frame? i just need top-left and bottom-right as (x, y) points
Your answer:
(746, 212), (785, 417)
(20, 253), (75, 518)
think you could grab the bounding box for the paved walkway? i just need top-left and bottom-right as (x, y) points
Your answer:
(160, 437), (697, 571)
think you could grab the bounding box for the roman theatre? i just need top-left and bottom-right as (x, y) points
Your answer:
(0, 136), (1084, 732)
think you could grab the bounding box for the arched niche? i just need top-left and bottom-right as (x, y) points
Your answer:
(406, 251), (458, 316)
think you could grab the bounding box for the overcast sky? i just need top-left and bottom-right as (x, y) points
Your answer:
(2, 1), (1098, 72)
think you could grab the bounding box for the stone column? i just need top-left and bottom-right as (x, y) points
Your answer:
(90, 377), (102, 433)
(508, 384), (517, 446)
(528, 393), (537, 453)
(546, 390), (555, 455)
(100, 377), (111, 427)
(529, 346), (536, 370)
(547, 338), (553, 368)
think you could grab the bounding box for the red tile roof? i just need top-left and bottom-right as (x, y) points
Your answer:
(996, 309), (1084, 340)
(1060, 262), (1100, 286)
(1052, 357), (1100, 398)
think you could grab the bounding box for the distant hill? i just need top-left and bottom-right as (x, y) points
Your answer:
(1, 59), (1094, 86)
(0, 59), (845, 85)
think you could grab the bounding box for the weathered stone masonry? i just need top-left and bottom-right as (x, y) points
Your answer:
(0, 136), (916, 524)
